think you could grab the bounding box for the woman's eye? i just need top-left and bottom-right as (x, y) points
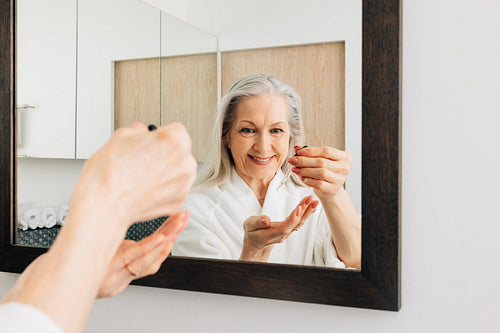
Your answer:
(271, 128), (284, 134)
(240, 128), (254, 134)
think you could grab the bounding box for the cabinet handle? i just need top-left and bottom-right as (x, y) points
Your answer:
(16, 104), (35, 110)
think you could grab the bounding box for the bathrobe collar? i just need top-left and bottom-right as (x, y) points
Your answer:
(226, 167), (285, 214)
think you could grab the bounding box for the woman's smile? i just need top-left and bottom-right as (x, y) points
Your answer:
(248, 154), (275, 165)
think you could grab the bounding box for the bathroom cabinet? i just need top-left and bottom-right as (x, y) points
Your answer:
(16, 0), (161, 159)
(16, 0), (77, 158)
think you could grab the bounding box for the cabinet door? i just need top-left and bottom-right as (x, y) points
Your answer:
(77, 0), (161, 159)
(16, 0), (76, 158)
(160, 12), (218, 162)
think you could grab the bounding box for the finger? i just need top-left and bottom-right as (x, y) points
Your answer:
(300, 177), (339, 193)
(281, 203), (306, 232)
(294, 166), (344, 183)
(296, 200), (319, 228)
(296, 146), (350, 162)
(155, 211), (189, 236)
(292, 195), (313, 219)
(297, 195), (313, 206)
(127, 234), (173, 279)
(120, 233), (166, 273)
(288, 155), (338, 169)
(244, 215), (271, 232)
(292, 197), (317, 229)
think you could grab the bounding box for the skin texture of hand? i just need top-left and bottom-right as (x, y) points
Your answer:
(239, 195), (319, 262)
(97, 211), (189, 298)
(70, 122), (198, 227)
(288, 145), (361, 269)
(1, 123), (198, 333)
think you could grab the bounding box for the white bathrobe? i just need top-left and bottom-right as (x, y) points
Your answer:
(173, 169), (346, 268)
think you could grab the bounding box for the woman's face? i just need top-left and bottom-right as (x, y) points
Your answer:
(227, 93), (290, 186)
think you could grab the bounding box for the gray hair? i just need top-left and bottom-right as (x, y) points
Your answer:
(195, 73), (305, 191)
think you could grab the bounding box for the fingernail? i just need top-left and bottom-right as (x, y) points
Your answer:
(155, 234), (167, 245)
(300, 176), (305, 182)
(288, 157), (298, 164)
(180, 218), (189, 229)
(306, 196), (313, 205)
(177, 213), (190, 233)
(292, 167), (301, 174)
(296, 206), (302, 217)
(312, 200), (319, 209)
(297, 149), (309, 156)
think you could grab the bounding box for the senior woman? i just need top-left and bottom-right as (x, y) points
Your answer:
(173, 73), (361, 268)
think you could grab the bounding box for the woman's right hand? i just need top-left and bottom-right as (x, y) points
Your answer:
(239, 196), (319, 262)
(69, 122), (198, 229)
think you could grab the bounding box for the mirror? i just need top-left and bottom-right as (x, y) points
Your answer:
(14, 0), (361, 268)
(1, 0), (401, 310)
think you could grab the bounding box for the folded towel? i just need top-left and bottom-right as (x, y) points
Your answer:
(18, 205), (41, 230)
(18, 204), (69, 230)
(56, 205), (69, 226)
(40, 206), (57, 228)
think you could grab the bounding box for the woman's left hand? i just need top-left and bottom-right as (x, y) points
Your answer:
(97, 211), (189, 298)
(288, 145), (352, 200)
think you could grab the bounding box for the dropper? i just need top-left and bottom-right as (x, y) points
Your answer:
(279, 145), (308, 188)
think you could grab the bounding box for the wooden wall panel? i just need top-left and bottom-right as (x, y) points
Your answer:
(161, 53), (217, 162)
(114, 58), (160, 130)
(221, 43), (345, 150)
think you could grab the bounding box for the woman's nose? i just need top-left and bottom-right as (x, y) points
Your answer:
(254, 133), (271, 151)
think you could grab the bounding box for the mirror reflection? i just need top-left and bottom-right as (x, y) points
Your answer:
(15, 0), (361, 269)
(173, 73), (361, 268)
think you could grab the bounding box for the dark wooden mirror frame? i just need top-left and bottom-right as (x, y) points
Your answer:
(0, 0), (401, 310)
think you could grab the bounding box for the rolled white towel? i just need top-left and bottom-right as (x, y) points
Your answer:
(18, 205), (41, 230)
(40, 206), (57, 228)
(56, 205), (69, 226)
(17, 212), (29, 231)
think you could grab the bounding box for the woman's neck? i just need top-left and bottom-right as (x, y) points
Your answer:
(235, 170), (275, 204)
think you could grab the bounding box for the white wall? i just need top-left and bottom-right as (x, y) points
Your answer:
(2, 0), (500, 332)
(17, 158), (85, 205)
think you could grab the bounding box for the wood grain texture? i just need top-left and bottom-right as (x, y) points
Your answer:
(1, 0), (400, 311)
(222, 43), (345, 150)
(362, 0), (401, 310)
(161, 53), (217, 162)
(134, 256), (394, 310)
(114, 58), (161, 129)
